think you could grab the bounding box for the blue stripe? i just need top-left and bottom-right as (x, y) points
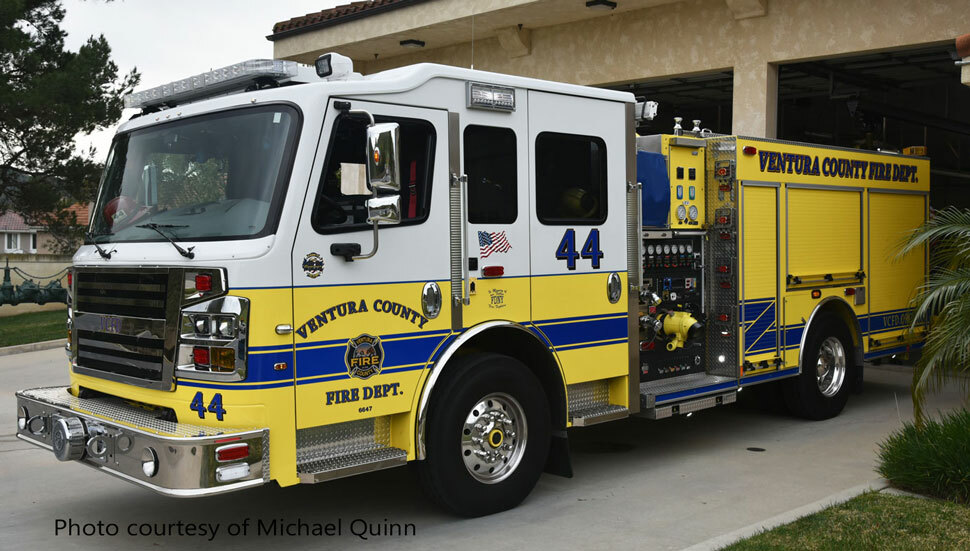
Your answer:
(555, 338), (627, 352)
(656, 380), (738, 403)
(865, 342), (923, 360)
(741, 367), (799, 384)
(295, 332), (449, 379)
(178, 380), (295, 390)
(540, 316), (628, 349)
(533, 312), (627, 325)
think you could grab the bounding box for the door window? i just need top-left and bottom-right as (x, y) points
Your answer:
(535, 132), (607, 225)
(464, 125), (517, 224)
(312, 114), (436, 233)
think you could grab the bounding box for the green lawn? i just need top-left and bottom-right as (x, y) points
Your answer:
(721, 492), (970, 551)
(0, 309), (67, 347)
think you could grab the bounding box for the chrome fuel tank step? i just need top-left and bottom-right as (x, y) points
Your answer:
(296, 417), (406, 483)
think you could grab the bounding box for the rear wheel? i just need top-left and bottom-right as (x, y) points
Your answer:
(417, 353), (550, 517)
(784, 312), (855, 420)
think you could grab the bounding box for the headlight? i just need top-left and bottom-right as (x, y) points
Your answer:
(177, 296), (249, 382)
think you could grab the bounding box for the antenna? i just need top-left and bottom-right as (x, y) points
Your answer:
(470, 5), (476, 70)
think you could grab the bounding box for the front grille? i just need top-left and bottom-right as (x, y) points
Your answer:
(76, 329), (166, 381)
(73, 269), (173, 388)
(76, 271), (168, 318)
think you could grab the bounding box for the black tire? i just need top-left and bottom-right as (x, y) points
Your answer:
(416, 353), (550, 517)
(783, 312), (855, 420)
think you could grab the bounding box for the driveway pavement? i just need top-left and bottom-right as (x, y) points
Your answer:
(1, 348), (965, 550)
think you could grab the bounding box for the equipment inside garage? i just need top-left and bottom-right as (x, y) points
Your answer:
(612, 45), (968, 211)
(612, 71), (733, 137)
(778, 45), (970, 210)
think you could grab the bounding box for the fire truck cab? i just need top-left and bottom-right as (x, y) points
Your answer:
(15, 54), (928, 517)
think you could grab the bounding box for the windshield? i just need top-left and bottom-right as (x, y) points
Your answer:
(90, 105), (299, 243)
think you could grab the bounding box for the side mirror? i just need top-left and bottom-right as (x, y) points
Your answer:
(365, 195), (401, 225)
(366, 123), (401, 192)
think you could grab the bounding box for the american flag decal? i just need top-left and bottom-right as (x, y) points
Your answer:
(478, 231), (512, 258)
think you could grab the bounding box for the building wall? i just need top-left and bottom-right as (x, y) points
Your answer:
(277, 0), (970, 137)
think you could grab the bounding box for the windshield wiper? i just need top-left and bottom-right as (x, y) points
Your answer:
(137, 223), (195, 259)
(85, 232), (116, 260)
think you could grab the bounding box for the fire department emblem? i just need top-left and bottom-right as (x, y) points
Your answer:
(345, 334), (384, 380)
(302, 252), (325, 278)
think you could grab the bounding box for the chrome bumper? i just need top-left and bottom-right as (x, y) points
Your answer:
(16, 387), (269, 497)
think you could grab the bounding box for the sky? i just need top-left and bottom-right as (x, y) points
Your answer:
(61, 0), (343, 160)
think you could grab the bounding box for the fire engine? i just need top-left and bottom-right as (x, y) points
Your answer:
(15, 54), (928, 517)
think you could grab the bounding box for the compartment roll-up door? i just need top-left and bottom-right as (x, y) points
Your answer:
(787, 187), (862, 280)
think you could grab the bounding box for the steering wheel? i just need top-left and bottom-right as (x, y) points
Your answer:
(316, 193), (349, 224)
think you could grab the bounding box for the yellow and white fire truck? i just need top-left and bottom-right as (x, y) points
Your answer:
(15, 54), (928, 516)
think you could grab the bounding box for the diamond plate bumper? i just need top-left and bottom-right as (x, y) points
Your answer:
(16, 387), (269, 497)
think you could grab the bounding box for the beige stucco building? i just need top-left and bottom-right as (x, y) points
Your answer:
(269, 0), (970, 207)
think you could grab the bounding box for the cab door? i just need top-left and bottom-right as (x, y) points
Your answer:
(526, 91), (630, 387)
(290, 99), (451, 430)
(458, 102), (531, 327)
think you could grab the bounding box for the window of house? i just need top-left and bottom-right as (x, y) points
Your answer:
(30, 233), (38, 252)
(5, 233), (20, 252)
(535, 132), (608, 225)
(312, 114), (435, 233)
(464, 125), (517, 224)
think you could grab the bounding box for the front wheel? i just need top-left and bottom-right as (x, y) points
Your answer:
(784, 312), (855, 420)
(416, 353), (550, 517)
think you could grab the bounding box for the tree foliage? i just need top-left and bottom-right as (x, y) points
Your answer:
(899, 206), (970, 426)
(0, 0), (138, 252)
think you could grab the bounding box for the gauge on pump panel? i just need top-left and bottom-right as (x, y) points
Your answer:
(647, 244), (655, 255)
(676, 204), (688, 221)
(663, 244), (671, 254)
(689, 205), (699, 221)
(679, 244), (686, 254)
(686, 244), (693, 253)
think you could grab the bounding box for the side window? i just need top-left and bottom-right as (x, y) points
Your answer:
(535, 132), (607, 225)
(312, 114), (435, 233)
(464, 125), (517, 224)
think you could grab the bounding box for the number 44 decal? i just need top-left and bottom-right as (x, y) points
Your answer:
(556, 228), (604, 270)
(190, 391), (226, 421)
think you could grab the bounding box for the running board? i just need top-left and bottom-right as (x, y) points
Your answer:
(638, 391), (736, 420)
(298, 446), (407, 483)
(296, 418), (406, 484)
(570, 404), (629, 427)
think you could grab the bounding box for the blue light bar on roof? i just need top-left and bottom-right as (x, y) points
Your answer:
(124, 59), (300, 109)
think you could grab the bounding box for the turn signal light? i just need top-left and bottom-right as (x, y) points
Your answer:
(717, 265), (730, 273)
(811, 289), (822, 299)
(845, 288), (856, 296)
(742, 145), (757, 155)
(717, 216), (729, 225)
(195, 274), (212, 292)
(718, 314), (729, 322)
(67, 271), (72, 287)
(210, 347), (235, 372)
(482, 266), (505, 278)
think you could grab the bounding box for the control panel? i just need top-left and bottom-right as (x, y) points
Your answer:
(639, 234), (706, 382)
(668, 143), (706, 230)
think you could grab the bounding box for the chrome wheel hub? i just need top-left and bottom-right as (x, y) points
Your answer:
(461, 392), (527, 484)
(816, 336), (846, 397)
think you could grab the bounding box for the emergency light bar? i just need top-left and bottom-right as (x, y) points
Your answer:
(123, 59), (302, 110)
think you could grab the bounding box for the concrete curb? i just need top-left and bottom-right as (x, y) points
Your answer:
(0, 339), (66, 358)
(681, 478), (891, 551)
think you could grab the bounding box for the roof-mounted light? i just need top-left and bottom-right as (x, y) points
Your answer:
(123, 59), (301, 110)
(314, 52), (355, 80)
